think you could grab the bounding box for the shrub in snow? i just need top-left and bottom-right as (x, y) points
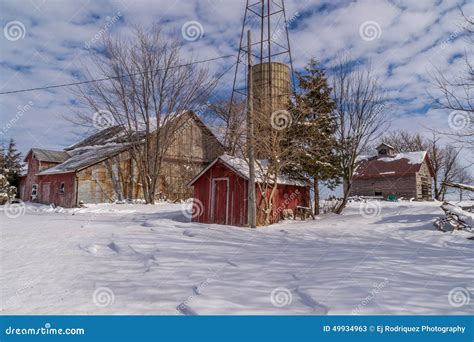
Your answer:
(0, 173), (17, 205)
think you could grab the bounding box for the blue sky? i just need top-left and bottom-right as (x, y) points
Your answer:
(0, 0), (472, 156)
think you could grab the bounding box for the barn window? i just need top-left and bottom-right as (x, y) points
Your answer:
(379, 149), (387, 155)
(31, 184), (38, 197)
(59, 182), (65, 194)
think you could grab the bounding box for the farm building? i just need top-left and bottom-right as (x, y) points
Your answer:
(350, 143), (435, 201)
(18, 111), (224, 207)
(188, 154), (310, 226)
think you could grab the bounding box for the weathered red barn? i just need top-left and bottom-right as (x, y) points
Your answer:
(188, 155), (310, 226)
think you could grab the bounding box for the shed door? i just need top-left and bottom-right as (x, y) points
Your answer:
(42, 183), (51, 203)
(211, 178), (229, 225)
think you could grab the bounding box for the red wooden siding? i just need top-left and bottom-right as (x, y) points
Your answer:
(36, 173), (76, 207)
(192, 161), (248, 226)
(191, 160), (310, 226)
(19, 151), (76, 207)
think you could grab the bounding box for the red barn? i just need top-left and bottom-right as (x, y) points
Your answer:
(188, 155), (310, 226)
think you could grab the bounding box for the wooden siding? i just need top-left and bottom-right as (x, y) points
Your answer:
(19, 152), (65, 203)
(37, 173), (76, 207)
(192, 160), (310, 226)
(76, 150), (140, 204)
(192, 161), (248, 226)
(160, 114), (223, 200)
(350, 159), (433, 200)
(416, 160), (433, 200)
(350, 175), (417, 199)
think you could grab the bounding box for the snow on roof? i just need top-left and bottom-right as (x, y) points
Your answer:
(37, 144), (129, 175)
(25, 148), (70, 163)
(354, 151), (429, 179)
(377, 142), (395, 149)
(65, 126), (131, 151)
(189, 154), (309, 187)
(377, 151), (427, 164)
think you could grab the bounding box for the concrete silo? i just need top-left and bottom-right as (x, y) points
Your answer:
(252, 62), (291, 119)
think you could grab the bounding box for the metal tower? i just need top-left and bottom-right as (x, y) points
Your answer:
(229, 0), (296, 111)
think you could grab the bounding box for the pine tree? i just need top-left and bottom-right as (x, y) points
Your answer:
(286, 59), (340, 215)
(0, 143), (17, 204)
(4, 138), (22, 187)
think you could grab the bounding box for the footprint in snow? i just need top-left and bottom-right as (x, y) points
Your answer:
(78, 243), (117, 256)
(182, 230), (195, 237)
(176, 303), (198, 316)
(280, 229), (289, 234)
(226, 260), (238, 267)
(294, 287), (329, 315)
(107, 242), (120, 253)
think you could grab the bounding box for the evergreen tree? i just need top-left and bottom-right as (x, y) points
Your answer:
(286, 59), (340, 215)
(4, 138), (22, 187)
(0, 142), (17, 204)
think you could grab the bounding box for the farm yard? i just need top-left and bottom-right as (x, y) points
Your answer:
(1, 200), (472, 315)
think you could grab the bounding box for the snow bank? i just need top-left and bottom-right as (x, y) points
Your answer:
(1, 201), (472, 315)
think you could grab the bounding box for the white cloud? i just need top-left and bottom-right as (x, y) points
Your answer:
(0, 0), (472, 156)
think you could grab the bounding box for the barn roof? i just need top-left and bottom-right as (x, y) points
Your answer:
(24, 148), (70, 163)
(37, 144), (129, 175)
(188, 154), (309, 187)
(65, 111), (223, 151)
(65, 126), (132, 151)
(354, 151), (434, 179)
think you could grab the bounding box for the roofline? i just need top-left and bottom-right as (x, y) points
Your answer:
(23, 148), (69, 163)
(188, 155), (255, 186)
(186, 111), (225, 149)
(187, 155), (310, 187)
(36, 170), (76, 176)
(353, 173), (418, 180)
(377, 142), (395, 149)
(36, 146), (130, 176)
(423, 152), (436, 178)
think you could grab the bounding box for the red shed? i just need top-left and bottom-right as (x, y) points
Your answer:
(188, 155), (310, 226)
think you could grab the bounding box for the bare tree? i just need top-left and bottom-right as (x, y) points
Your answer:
(331, 56), (389, 213)
(382, 131), (428, 152)
(207, 99), (246, 155)
(381, 131), (472, 200)
(432, 8), (473, 148)
(74, 26), (215, 203)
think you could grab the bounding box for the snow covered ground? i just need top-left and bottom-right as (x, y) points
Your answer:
(0, 201), (472, 315)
